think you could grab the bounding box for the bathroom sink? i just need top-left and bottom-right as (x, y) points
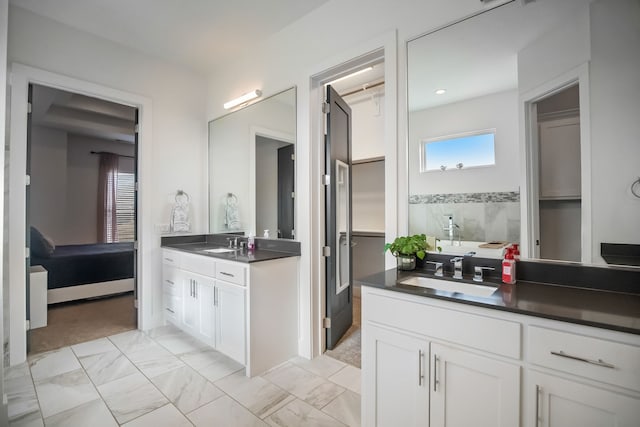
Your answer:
(203, 248), (237, 254)
(398, 276), (498, 298)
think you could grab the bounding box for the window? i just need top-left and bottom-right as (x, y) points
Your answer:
(115, 172), (135, 242)
(420, 129), (496, 172)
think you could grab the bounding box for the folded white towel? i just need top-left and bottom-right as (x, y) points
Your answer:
(224, 194), (241, 230)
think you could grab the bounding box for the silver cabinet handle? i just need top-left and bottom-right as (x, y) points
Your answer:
(220, 271), (234, 278)
(166, 308), (175, 314)
(535, 385), (541, 427)
(164, 257), (174, 262)
(433, 354), (440, 392)
(550, 350), (616, 369)
(214, 287), (218, 306)
(194, 281), (198, 299)
(418, 350), (424, 386)
(166, 279), (174, 285)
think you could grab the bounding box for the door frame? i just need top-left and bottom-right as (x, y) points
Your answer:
(8, 63), (153, 365)
(519, 63), (591, 263)
(308, 31), (397, 356)
(248, 125), (295, 237)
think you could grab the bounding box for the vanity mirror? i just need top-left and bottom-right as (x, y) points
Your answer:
(407, 0), (640, 266)
(209, 87), (296, 239)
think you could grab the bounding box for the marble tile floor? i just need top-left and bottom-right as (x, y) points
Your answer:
(6, 324), (361, 427)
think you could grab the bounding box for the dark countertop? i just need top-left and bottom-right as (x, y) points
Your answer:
(163, 242), (299, 263)
(161, 233), (300, 263)
(358, 268), (640, 335)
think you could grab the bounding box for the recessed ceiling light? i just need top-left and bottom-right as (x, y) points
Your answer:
(435, 89), (446, 95)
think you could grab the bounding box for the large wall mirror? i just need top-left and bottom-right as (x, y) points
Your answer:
(209, 87), (296, 239)
(408, 0), (640, 266)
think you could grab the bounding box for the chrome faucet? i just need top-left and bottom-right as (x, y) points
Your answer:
(473, 266), (495, 283)
(425, 261), (444, 277)
(443, 215), (461, 245)
(450, 257), (464, 279)
(227, 236), (239, 249)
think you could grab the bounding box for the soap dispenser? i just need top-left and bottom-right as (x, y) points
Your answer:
(502, 249), (516, 284)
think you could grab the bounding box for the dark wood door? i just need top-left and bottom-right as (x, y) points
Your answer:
(277, 144), (295, 239)
(325, 85), (353, 350)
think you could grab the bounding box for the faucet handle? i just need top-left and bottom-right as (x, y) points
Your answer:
(449, 256), (464, 263)
(473, 266), (495, 283)
(425, 261), (444, 277)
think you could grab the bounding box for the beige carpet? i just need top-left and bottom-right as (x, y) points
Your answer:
(29, 292), (137, 355)
(325, 295), (361, 368)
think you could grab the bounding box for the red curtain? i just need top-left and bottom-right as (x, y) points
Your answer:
(97, 153), (119, 243)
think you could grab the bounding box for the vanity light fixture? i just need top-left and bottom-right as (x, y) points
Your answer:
(223, 89), (262, 110)
(435, 89), (447, 95)
(325, 66), (373, 86)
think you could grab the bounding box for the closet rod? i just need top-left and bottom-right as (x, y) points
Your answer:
(341, 80), (385, 97)
(90, 150), (134, 159)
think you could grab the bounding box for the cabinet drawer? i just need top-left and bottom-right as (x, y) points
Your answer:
(182, 252), (216, 277)
(216, 262), (246, 286)
(162, 266), (181, 296)
(164, 293), (180, 322)
(528, 326), (640, 392)
(162, 249), (181, 267)
(366, 291), (521, 359)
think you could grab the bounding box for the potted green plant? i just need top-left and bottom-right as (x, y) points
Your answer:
(384, 234), (440, 271)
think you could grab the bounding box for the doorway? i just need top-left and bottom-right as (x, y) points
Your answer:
(528, 84), (583, 262)
(317, 58), (386, 367)
(26, 84), (138, 354)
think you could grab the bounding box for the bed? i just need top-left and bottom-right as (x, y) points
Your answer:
(31, 242), (135, 304)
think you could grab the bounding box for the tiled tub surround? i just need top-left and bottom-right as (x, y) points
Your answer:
(408, 191), (520, 243)
(7, 326), (361, 427)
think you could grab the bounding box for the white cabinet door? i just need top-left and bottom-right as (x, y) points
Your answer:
(197, 276), (216, 346)
(530, 371), (640, 427)
(182, 275), (199, 335)
(363, 323), (429, 427)
(430, 342), (520, 427)
(215, 280), (246, 364)
(538, 116), (581, 199)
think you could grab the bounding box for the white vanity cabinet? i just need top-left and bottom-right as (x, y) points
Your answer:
(525, 325), (640, 427)
(362, 287), (521, 427)
(161, 248), (297, 377)
(362, 286), (640, 427)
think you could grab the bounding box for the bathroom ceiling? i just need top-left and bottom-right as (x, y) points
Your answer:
(10, 0), (330, 74)
(408, 0), (590, 112)
(32, 85), (136, 143)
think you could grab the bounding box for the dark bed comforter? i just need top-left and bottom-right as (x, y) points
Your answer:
(31, 242), (134, 289)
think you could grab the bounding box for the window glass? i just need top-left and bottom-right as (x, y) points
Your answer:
(421, 130), (495, 172)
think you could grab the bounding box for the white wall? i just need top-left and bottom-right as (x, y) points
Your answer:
(8, 5), (208, 235)
(30, 129), (135, 245)
(350, 90), (385, 161)
(517, 5), (590, 94)
(409, 89), (519, 195)
(30, 126), (68, 243)
(589, 0), (640, 263)
(66, 135), (134, 244)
